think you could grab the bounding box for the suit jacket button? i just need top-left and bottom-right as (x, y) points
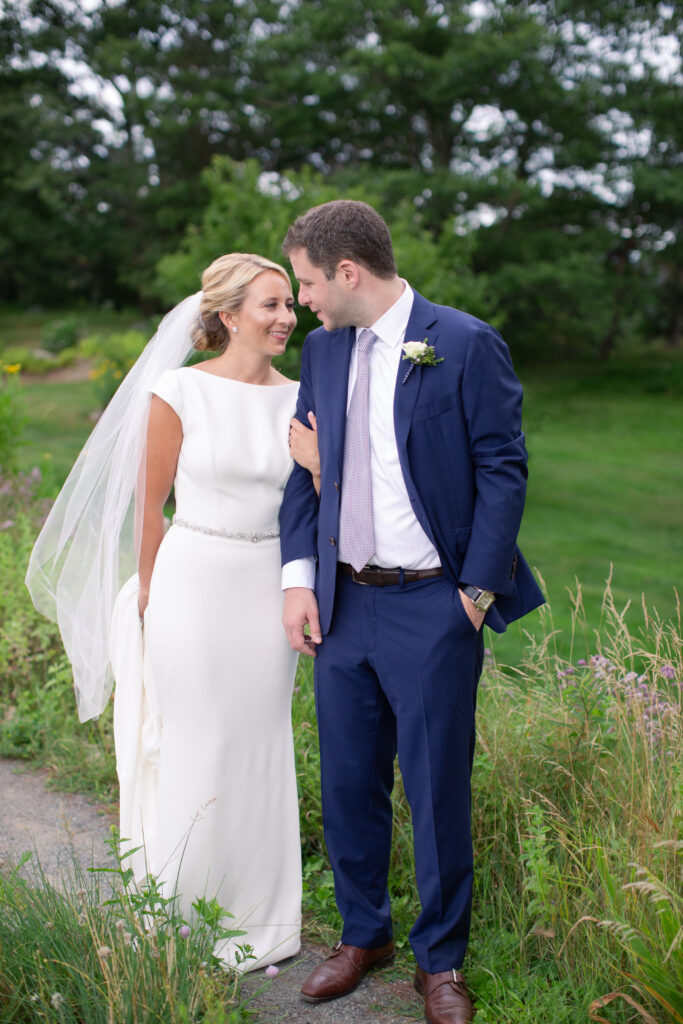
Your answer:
(329, 537), (336, 546)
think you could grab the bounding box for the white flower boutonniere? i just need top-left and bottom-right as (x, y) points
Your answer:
(402, 339), (443, 368)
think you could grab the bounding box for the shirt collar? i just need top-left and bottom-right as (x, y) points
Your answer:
(355, 280), (414, 349)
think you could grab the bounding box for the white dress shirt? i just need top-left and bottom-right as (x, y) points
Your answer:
(282, 282), (440, 591)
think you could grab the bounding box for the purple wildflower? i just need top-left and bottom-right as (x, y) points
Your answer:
(660, 665), (676, 680)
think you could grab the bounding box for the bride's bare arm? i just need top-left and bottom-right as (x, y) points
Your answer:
(289, 411), (320, 496)
(137, 396), (182, 617)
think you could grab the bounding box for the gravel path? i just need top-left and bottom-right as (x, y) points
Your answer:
(0, 758), (117, 883)
(0, 758), (421, 1023)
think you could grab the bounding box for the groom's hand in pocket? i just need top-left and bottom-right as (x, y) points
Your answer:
(283, 587), (322, 657)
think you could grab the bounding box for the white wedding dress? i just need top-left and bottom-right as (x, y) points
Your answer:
(111, 366), (301, 971)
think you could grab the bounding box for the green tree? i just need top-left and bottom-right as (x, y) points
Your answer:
(154, 157), (494, 355)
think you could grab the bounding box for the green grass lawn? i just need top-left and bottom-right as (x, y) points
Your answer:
(13, 353), (683, 665)
(501, 365), (683, 663)
(20, 377), (102, 487)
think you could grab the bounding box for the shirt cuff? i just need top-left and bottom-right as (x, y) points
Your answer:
(282, 557), (316, 591)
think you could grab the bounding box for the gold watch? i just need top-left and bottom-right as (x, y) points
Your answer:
(460, 584), (496, 612)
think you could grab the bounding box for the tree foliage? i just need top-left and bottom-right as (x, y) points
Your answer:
(0, 0), (680, 358)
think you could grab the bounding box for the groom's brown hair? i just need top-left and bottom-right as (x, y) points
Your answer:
(283, 200), (397, 280)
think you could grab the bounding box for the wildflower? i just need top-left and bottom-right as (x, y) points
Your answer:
(179, 924), (191, 938)
(50, 992), (64, 1010)
(660, 664), (676, 680)
(115, 919), (127, 932)
(0, 519), (13, 529)
(265, 965), (279, 978)
(577, 659), (587, 666)
(3, 363), (21, 374)
(97, 945), (113, 959)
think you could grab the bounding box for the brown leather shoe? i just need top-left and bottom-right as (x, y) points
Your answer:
(414, 966), (475, 1023)
(300, 939), (395, 1002)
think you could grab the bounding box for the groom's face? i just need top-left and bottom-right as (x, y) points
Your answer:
(289, 248), (351, 332)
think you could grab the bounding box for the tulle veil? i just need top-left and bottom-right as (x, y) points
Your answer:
(25, 292), (201, 722)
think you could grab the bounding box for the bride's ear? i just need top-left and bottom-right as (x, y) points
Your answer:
(218, 311), (233, 331)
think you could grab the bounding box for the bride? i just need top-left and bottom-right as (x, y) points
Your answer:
(26, 253), (319, 971)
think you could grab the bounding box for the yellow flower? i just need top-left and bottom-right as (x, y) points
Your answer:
(43, 452), (52, 460)
(3, 363), (21, 374)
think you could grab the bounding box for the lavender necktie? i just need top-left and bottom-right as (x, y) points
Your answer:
(339, 329), (378, 572)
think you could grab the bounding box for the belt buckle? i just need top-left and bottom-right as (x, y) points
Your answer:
(351, 566), (371, 586)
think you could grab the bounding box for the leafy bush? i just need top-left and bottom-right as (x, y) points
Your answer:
(41, 316), (80, 354)
(80, 331), (148, 407)
(1, 344), (81, 375)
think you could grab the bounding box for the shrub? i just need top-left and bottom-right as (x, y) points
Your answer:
(41, 316), (80, 354)
(80, 331), (147, 407)
(0, 345), (82, 375)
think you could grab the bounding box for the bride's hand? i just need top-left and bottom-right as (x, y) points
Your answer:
(289, 413), (320, 495)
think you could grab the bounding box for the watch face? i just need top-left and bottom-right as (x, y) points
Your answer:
(476, 591), (495, 611)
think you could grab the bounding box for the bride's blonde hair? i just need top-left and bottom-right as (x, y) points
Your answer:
(192, 253), (292, 353)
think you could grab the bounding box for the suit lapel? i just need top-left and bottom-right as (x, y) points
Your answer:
(393, 293), (438, 455)
(327, 327), (355, 479)
(393, 293), (439, 546)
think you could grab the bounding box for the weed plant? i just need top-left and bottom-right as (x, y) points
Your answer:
(0, 839), (253, 1023)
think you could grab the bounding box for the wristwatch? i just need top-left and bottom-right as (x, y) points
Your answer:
(460, 584), (496, 612)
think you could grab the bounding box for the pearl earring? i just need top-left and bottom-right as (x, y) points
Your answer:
(232, 327), (238, 334)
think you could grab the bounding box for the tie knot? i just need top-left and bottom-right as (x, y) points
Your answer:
(357, 328), (377, 359)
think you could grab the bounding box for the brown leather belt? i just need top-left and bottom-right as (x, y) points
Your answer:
(338, 562), (443, 587)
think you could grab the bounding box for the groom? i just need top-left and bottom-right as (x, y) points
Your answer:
(279, 200), (544, 1024)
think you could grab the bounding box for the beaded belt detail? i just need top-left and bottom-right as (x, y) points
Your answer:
(172, 515), (279, 543)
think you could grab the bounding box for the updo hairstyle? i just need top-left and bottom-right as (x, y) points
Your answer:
(192, 253), (292, 353)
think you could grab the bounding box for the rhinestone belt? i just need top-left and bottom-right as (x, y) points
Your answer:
(172, 515), (279, 543)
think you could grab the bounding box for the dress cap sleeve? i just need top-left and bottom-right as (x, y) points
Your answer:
(152, 369), (183, 416)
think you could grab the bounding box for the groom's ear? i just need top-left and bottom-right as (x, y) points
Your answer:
(337, 259), (361, 289)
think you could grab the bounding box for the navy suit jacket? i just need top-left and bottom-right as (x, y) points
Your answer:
(279, 291), (545, 634)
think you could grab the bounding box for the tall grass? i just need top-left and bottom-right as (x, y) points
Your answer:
(0, 841), (253, 1023)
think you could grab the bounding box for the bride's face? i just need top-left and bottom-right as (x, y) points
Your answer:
(228, 271), (296, 358)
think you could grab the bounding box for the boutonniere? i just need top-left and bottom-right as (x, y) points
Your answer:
(401, 339), (443, 382)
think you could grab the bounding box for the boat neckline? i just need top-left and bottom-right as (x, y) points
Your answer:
(185, 367), (298, 388)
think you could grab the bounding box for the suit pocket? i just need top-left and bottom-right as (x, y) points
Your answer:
(453, 584), (480, 637)
(412, 393), (456, 422)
